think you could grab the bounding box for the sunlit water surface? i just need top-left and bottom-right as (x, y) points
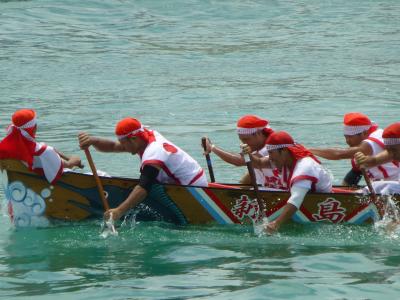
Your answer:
(1, 0), (400, 299)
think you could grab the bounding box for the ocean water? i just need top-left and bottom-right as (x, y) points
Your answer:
(1, 0), (400, 299)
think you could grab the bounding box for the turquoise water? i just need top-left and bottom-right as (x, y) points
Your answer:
(1, 0), (400, 299)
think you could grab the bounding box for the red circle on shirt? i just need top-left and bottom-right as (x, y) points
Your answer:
(163, 143), (178, 153)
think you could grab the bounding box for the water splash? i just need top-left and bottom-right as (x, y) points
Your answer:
(121, 208), (140, 229)
(100, 212), (118, 239)
(253, 218), (266, 237)
(253, 211), (271, 237)
(120, 203), (162, 229)
(374, 195), (400, 238)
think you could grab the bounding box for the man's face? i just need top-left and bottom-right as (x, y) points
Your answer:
(119, 137), (140, 154)
(239, 131), (264, 151)
(268, 149), (286, 169)
(386, 144), (400, 161)
(344, 133), (365, 147)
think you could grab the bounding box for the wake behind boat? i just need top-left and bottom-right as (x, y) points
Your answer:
(0, 159), (390, 227)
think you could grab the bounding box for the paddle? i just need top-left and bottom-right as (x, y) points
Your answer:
(201, 137), (216, 183)
(83, 148), (118, 235)
(244, 153), (266, 222)
(361, 168), (385, 217)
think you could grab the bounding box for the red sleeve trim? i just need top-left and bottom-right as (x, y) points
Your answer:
(377, 165), (389, 179)
(35, 144), (47, 156)
(188, 169), (204, 185)
(142, 159), (164, 169)
(367, 137), (385, 149)
(50, 163), (64, 184)
(290, 175), (318, 192)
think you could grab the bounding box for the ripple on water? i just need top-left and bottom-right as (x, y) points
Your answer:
(159, 245), (248, 263)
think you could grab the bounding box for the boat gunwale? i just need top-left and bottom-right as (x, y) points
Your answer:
(0, 159), (380, 197)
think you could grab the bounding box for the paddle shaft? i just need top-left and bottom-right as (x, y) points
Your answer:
(361, 168), (384, 216)
(84, 148), (110, 211)
(201, 137), (216, 183)
(361, 169), (376, 199)
(245, 154), (265, 217)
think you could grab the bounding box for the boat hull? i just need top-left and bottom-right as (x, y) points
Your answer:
(0, 159), (393, 227)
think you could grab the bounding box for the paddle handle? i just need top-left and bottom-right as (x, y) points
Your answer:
(361, 169), (376, 199)
(361, 168), (384, 216)
(245, 154), (265, 216)
(84, 148), (110, 211)
(201, 137), (216, 183)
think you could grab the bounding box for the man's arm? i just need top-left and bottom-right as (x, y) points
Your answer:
(265, 203), (298, 233)
(309, 142), (371, 160)
(265, 185), (309, 234)
(78, 132), (125, 152)
(54, 149), (84, 169)
(62, 155), (83, 169)
(212, 146), (246, 166)
(248, 154), (271, 169)
(104, 165), (160, 220)
(105, 185), (148, 220)
(202, 137), (245, 166)
(354, 150), (393, 169)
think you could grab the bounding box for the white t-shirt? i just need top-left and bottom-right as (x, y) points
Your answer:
(283, 157), (332, 208)
(31, 142), (63, 184)
(254, 146), (285, 190)
(141, 131), (207, 186)
(363, 129), (400, 181)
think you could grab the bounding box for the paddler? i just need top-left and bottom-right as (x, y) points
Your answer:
(309, 112), (400, 186)
(78, 117), (207, 221)
(242, 131), (332, 234)
(354, 122), (400, 194)
(203, 115), (285, 189)
(0, 109), (82, 183)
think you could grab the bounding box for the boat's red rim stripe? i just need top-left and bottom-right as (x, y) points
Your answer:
(344, 203), (371, 222)
(203, 188), (241, 224)
(187, 187), (234, 224)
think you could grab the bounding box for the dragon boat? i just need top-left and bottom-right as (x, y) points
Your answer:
(0, 159), (394, 227)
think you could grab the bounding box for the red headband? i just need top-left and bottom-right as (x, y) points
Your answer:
(115, 118), (144, 140)
(383, 122), (400, 146)
(236, 115), (272, 135)
(343, 112), (375, 136)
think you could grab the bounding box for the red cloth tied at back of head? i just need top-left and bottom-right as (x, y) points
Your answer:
(115, 117), (154, 142)
(236, 115), (273, 136)
(0, 109), (38, 167)
(265, 131), (320, 163)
